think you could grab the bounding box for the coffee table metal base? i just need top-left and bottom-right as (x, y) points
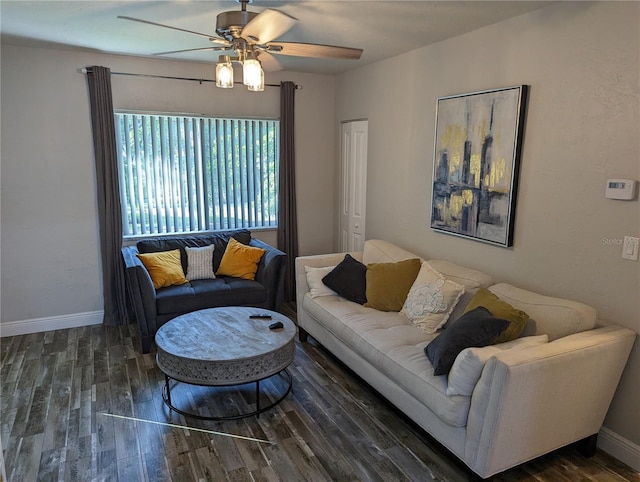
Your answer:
(161, 370), (293, 421)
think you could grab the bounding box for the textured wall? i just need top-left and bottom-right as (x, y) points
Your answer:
(1, 45), (336, 323)
(335, 1), (639, 449)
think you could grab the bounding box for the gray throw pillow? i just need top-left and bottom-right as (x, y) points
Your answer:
(424, 307), (509, 376)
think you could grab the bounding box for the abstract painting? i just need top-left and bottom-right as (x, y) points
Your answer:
(430, 86), (528, 247)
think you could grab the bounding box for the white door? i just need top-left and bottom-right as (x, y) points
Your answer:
(339, 120), (368, 252)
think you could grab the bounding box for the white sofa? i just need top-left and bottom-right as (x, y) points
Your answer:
(295, 240), (636, 479)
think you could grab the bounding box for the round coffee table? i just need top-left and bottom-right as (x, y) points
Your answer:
(155, 306), (296, 420)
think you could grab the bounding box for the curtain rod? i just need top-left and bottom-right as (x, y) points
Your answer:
(81, 67), (301, 89)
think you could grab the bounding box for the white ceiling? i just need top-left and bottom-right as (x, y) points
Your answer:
(0, 1), (551, 75)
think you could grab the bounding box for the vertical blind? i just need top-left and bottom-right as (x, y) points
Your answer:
(115, 113), (279, 236)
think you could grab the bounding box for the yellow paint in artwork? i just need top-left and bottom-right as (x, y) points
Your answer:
(450, 153), (461, 173)
(485, 158), (509, 191)
(441, 125), (466, 151)
(447, 194), (464, 222)
(470, 154), (481, 187)
(440, 125), (466, 172)
(435, 198), (444, 216)
(461, 189), (474, 205)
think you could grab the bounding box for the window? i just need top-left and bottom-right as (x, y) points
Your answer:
(115, 113), (279, 237)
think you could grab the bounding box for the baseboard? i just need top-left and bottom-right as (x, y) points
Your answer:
(599, 427), (640, 471)
(0, 311), (103, 337)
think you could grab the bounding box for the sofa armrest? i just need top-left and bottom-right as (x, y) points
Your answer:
(464, 325), (636, 478)
(122, 245), (158, 346)
(295, 251), (363, 307)
(251, 238), (286, 310)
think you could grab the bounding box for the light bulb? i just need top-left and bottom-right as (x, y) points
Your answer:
(247, 66), (264, 92)
(243, 59), (263, 90)
(216, 57), (234, 88)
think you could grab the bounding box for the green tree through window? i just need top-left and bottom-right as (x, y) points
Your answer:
(115, 113), (279, 237)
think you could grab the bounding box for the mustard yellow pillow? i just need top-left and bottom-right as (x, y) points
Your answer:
(364, 258), (421, 312)
(136, 249), (188, 289)
(463, 288), (529, 342)
(216, 238), (265, 280)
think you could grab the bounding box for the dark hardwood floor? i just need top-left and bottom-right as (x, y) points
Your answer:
(1, 304), (638, 482)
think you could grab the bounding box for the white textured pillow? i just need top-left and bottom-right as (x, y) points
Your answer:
(305, 265), (337, 298)
(446, 334), (549, 397)
(401, 262), (465, 334)
(185, 244), (216, 280)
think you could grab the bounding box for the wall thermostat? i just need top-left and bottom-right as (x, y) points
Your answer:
(605, 179), (637, 200)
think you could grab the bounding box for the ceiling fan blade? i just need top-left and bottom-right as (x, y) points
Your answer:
(118, 15), (230, 45)
(267, 41), (363, 60)
(153, 46), (230, 56)
(257, 51), (283, 72)
(241, 9), (297, 44)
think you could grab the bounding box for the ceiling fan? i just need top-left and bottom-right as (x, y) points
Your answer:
(118, 0), (363, 90)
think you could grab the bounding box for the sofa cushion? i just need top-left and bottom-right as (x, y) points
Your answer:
(185, 244), (216, 280)
(362, 239), (423, 265)
(136, 249), (188, 289)
(426, 259), (493, 292)
(322, 254), (368, 304)
(302, 294), (473, 427)
(401, 261), (466, 334)
(488, 283), (598, 341)
(463, 288), (529, 343)
(364, 258), (421, 312)
(217, 238), (265, 280)
(446, 335), (549, 397)
(156, 277), (265, 315)
(137, 229), (252, 274)
(425, 307), (510, 376)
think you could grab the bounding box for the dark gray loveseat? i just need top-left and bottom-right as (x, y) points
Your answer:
(122, 229), (286, 353)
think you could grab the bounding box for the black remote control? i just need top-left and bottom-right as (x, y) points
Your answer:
(269, 321), (284, 330)
(250, 314), (272, 319)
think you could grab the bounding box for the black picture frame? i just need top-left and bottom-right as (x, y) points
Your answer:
(430, 85), (528, 247)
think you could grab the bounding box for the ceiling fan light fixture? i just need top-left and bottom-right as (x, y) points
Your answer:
(247, 65), (264, 92)
(216, 55), (234, 88)
(242, 58), (263, 90)
(118, 2), (363, 93)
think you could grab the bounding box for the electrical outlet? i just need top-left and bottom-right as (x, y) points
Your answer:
(622, 236), (639, 261)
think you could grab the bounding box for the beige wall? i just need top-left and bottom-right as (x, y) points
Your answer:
(335, 1), (639, 449)
(0, 45), (336, 323)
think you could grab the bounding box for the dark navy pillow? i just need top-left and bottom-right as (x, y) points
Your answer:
(322, 254), (368, 305)
(425, 307), (509, 376)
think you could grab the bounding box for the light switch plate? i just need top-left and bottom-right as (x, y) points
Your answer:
(622, 236), (639, 261)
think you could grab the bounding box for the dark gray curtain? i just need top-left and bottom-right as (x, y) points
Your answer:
(86, 66), (129, 326)
(278, 81), (298, 302)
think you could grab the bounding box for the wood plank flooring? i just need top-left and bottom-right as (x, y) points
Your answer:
(1, 304), (639, 482)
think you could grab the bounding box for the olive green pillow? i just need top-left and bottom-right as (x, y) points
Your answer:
(463, 288), (529, 342)
(364, 258), (421, 312)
